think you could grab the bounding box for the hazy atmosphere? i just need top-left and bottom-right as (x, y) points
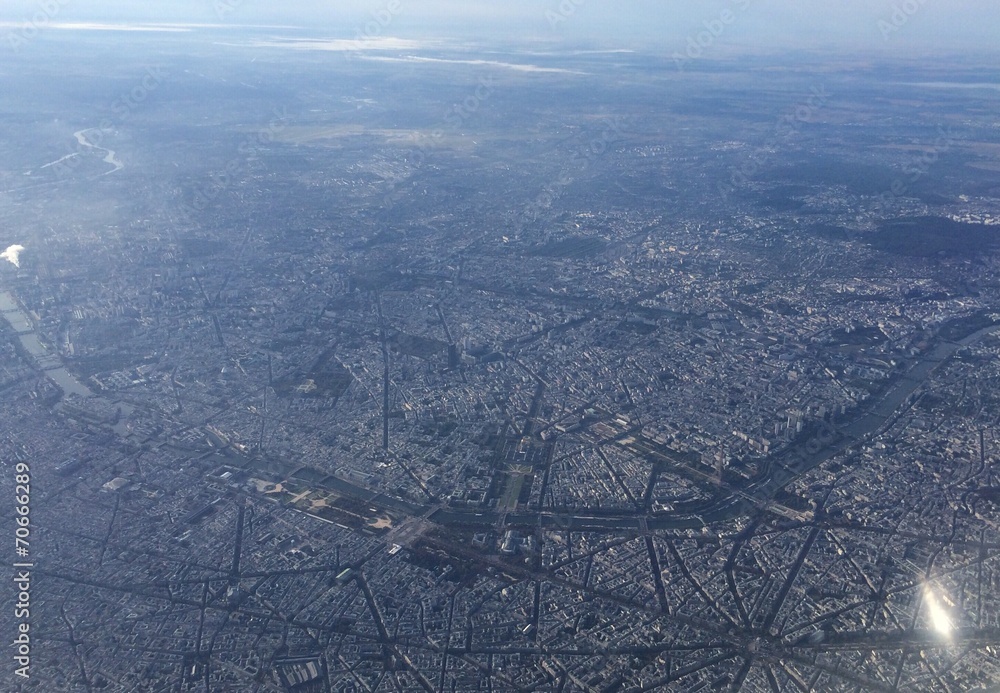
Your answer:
(2, 0), (1000, 51)
(3, 0), (1000, 691)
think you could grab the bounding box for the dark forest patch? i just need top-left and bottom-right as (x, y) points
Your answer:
(529, 235), (608, 259)
(870, 216), (998, 257)
(273, 350), (352, 399)
(390, 332), (448, 359)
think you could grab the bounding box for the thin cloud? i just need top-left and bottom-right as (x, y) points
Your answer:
(1, 245), (25, 268)
(363, 55), (586, 75)
(248, 36), (430, 52)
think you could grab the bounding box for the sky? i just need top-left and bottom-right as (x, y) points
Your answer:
(2, 0), (999, 54)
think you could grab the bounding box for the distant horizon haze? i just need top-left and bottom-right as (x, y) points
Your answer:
(1, 0), (999, 55)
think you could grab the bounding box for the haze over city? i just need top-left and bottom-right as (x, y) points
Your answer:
(1, 1), (1000, 691)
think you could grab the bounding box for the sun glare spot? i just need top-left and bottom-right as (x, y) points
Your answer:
(923, 585), (953, 637)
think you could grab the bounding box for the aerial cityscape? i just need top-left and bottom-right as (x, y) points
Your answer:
(2, 2), (1000, 691)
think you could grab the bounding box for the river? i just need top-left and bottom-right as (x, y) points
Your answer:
(0, 290), (93, 398)
(0, 290), (134, 434)
(73, 129), (124, 175)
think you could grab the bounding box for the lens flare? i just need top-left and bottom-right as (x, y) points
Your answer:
(923, 585), (953, 637)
